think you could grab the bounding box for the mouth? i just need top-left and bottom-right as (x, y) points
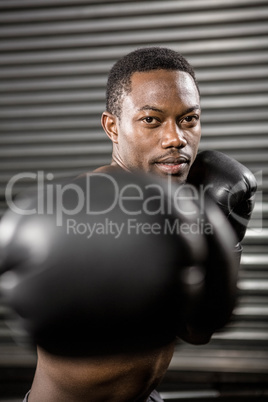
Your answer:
(154, 156), (189, 175)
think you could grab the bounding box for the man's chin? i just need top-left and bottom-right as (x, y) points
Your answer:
(152, 171), (188, 185)
(151, 163), (189, 183)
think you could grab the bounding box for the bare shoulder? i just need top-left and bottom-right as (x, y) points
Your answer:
(93, 165), (122, 174)
(77, 164), (122, 178)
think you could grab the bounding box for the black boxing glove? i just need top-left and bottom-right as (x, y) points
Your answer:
(0, 171), (238, 355)
(187, 150), (257, 244)
(176, 150), (257, 344)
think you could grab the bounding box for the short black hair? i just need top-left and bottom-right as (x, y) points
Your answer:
(106, 47), (199, 118)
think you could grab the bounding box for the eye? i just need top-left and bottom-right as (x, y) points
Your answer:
(184, 115), (196, 122)
(140, 116), (161, 127)
(143, 116), (156, 124)
(181, 115), (200, 126)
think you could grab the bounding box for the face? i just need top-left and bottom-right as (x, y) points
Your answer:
(103, 69), (201, 183)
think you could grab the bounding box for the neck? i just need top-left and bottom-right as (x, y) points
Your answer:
(29, 342), (175, 402)
(111, 147), (131, 172)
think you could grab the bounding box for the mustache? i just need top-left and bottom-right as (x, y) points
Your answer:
(150, 149), (192, 164)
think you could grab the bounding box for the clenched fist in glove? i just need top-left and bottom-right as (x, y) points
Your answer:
(187, 150), (257, 244)
(180, 150), (257, 343)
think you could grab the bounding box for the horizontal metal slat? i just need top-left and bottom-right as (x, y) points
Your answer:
(0, 118), (101, 131)
(1, 24), (268, 51)
(200, 137), (268, 150)
(1, 53), (268, 79)
(201, 79), (268, 92)
(0, 103), (105, 118)
(239, 274), (268, 283)
(0, 143), (112, 158)
(169, 348), (268, 373)
(160, 390), (220, 400)
(191, 52), (268, 68)
(0, 131), (107, 144)
(238, 280), (268, 291)
(242, 246), (268, 256)
(0, 47), (126, 65)
(0, 0), (136, 9)
(0, 62), (112, 79)
(200, 108), (268, 123)
(0, 76), (107, 92)
(0, 0), (267, 21)
(1, 7), (268, 37)
(233, 305), (268, 317)
(241, 255), (268, 267)
(238, 296), (268, 306)
(197, 149), (268, 164)
(0, 90), (105, 105)
(0, 157), (110, 172)
(197, 67), (268, 82)
(238, 272), (268, 280)
(1, 37), (267, 66)
(215, 329), (268, 341)
(244, 228), (268, 240)
(201, 123), (268, 136)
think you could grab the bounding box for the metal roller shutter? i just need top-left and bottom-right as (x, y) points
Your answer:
(0, 0), (267, 399)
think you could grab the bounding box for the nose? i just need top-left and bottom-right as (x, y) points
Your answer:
(161, 121), (187, 149)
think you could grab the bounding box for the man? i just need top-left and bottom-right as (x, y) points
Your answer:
(18, 48), (201, 401)
(4, 47), (254, 401)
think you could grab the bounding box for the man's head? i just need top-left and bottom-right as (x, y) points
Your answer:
(102, 47), (201, 183)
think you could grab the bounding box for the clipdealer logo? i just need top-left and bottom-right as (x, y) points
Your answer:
(4, 170), (263, 235)
(4, 171), (213, 229)
(66, 217), (213, 239)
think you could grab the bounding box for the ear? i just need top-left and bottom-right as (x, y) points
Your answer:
(101, 111), (119, 144)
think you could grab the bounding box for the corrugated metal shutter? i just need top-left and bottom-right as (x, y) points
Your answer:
(0, 0), (267, 398)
